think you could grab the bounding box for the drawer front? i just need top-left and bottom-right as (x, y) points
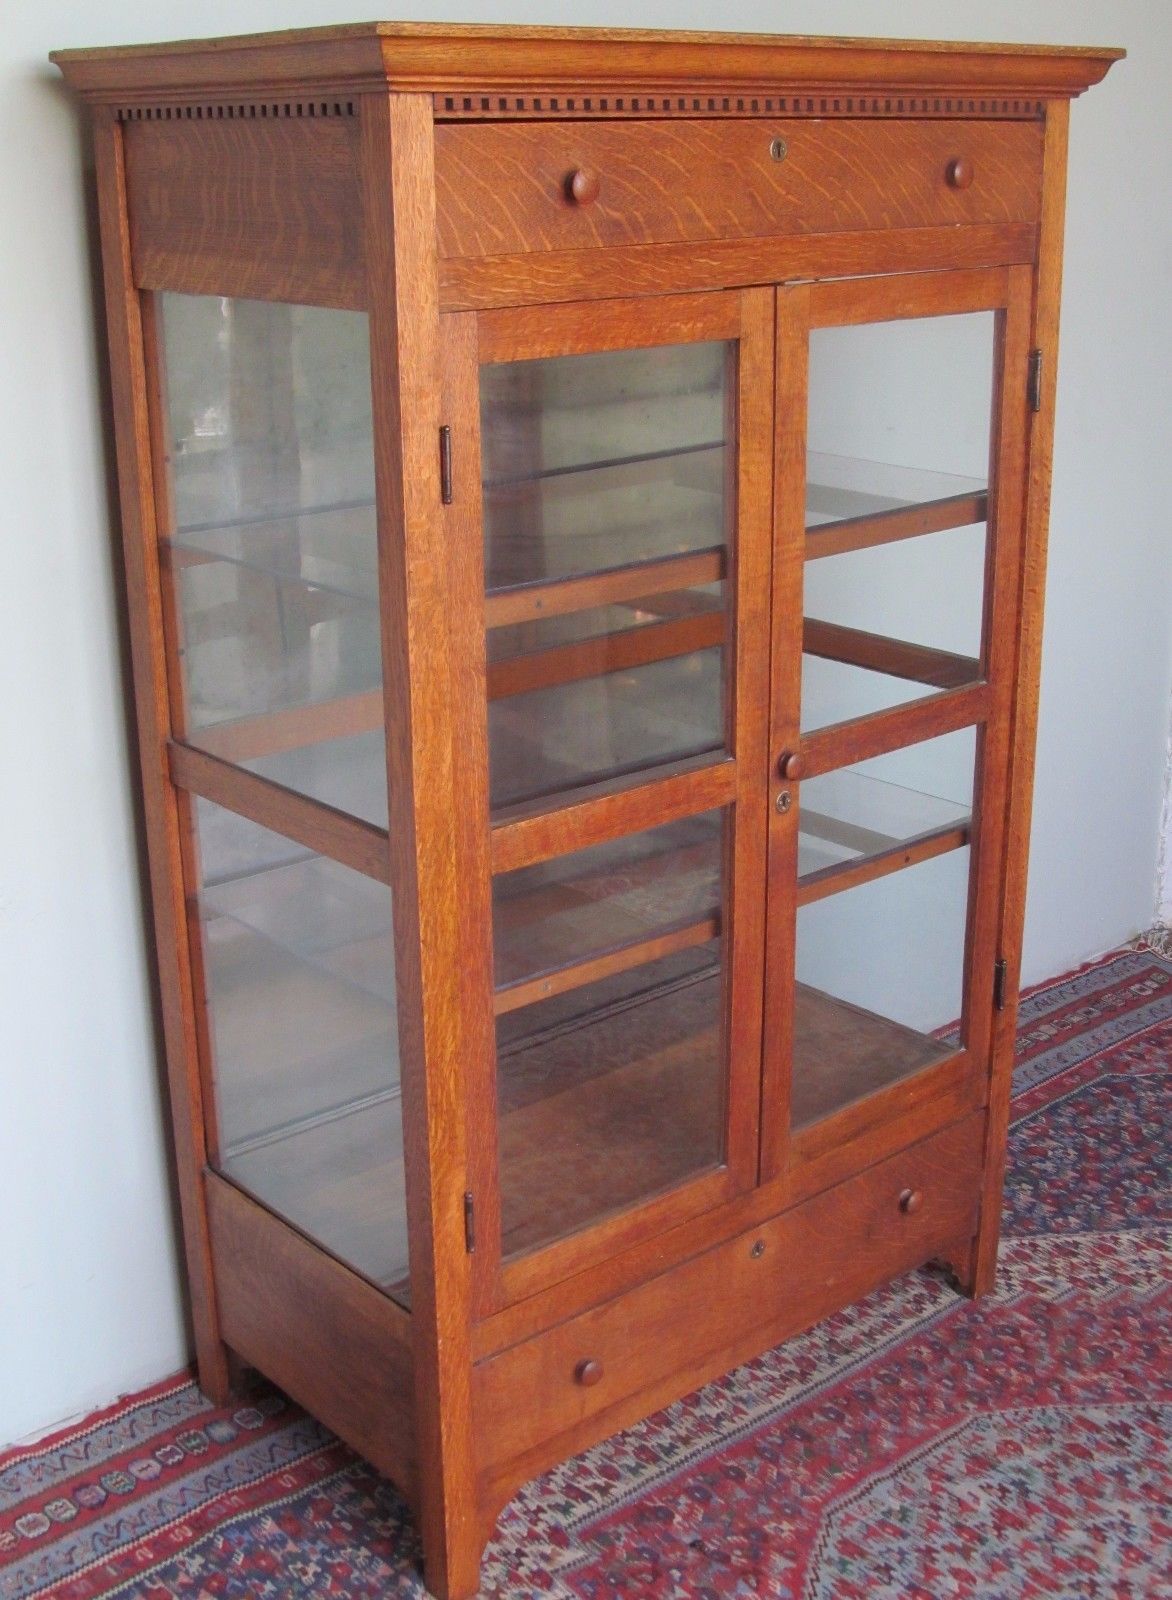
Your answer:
(474, 1111), (983, 1478)
(435, 119), (1043, 259)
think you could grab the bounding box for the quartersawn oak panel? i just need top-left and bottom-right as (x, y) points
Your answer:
(474, 1112), (983, 1500)
(435, 118), (1043, 260)
(124, 115), (365, 308)
(205, 1171), (417, 1500)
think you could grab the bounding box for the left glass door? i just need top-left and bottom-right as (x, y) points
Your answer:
(151, 294), (410, 1305)
(448, 291), (774, 1309)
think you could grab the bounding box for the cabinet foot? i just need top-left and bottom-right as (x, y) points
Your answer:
(931, 1232), (980, 1298)
(194, 1344), (245, 1407)
(421, 1526), (489, 1600)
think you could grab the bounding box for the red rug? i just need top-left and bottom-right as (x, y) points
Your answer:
(3, 945), (1169, 1598)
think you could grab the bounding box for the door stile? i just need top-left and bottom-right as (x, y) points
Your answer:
(957, 266), (1034, 1074)
(974, 102), (1074, 1295)
(360, 92), (479, 1600)
(439, 310), (502, 1320)
(722, 284), (775, 1191)
(90, 109), (232, 1403)
(759, 281), (811, 1184)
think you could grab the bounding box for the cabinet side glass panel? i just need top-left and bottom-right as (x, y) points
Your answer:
(802, 314), (993, 734)
(192, 799), (408, 1304)
(480, 341), (731, 811)
(157, 295), (387, 826)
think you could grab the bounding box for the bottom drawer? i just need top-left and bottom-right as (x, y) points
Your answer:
(475, 1111), (983, 1486)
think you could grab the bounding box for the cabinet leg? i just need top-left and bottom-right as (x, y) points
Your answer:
(193, 1341), (240, 1407)
(932, 1231), (981, 1299)
(421, 1518), (488, 1600)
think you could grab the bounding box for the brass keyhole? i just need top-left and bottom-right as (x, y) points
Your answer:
(776, 790), (792, 813)
(770, 136), (788, 162)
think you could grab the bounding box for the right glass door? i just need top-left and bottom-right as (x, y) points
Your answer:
(765, 267), (1032, 1176)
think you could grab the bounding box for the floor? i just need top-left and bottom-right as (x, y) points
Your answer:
(1, 942), (1168, 1599)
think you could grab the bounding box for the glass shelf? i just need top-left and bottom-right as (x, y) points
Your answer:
(806, 450), (986, 533)
(169, 500), (380, 608)
(799, 766), (971, 881)
(493, 810), (722, 1008)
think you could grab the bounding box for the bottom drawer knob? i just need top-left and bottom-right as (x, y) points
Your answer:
(899, 1188), (924, 1215)
(575, 1359), (603, 1387)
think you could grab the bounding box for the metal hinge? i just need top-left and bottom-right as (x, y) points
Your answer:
(993, 958), (1009, 1012)
(439, 424), (453, 504)
(1027, 349), (1044, 414)
(463, 1190), (476, 1253)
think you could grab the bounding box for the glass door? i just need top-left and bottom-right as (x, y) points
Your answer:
(445, 291), (774, 1309)
(764, 267), (1033, 1181)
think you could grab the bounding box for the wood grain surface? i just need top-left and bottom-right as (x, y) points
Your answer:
(435, 119), (1044, 260)
(51, 24), (1123, 108)
(125, 115), (364, 307)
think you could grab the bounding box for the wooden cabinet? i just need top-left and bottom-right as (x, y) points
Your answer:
(53, 23), (1120, 1599)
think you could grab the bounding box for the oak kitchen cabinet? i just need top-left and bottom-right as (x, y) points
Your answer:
(53, 24), (1120, 1598)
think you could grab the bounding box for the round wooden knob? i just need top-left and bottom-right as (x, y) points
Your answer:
(778, 751), (804, 781)
(945, 157), (974, 191)
(574, 1358), (603, 1387)
(899, 1188), (924, 1215)
(566, 168), (601, 206)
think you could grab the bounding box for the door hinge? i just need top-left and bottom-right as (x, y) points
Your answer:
(463, 1190), (476, 1253)
(1027, 349), (1044, 414)
(993, 957), (1009, 1012)
(439, 424), (453, 504)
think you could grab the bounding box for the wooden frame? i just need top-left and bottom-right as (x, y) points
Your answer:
(446, 286), (774, 1316)
(761, 263), (1033, 1188)
(56, 26), (1118, 1600)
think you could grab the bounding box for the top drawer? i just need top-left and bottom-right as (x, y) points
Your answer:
(434, 117), (1043, 260)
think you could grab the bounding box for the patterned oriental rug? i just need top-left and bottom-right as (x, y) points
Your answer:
(3, 945), (1170, 1599)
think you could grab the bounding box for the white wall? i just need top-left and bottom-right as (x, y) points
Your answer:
(2, 0), (1169, 1448)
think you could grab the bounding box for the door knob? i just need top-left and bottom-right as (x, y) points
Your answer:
(778, 751), (804, 781)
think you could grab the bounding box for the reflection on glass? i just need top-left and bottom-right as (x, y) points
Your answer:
(159, 294), (386, 821)
(802, 314), (993, 735)
(480, 341), (732, 810)
(493, 810), (722, 997)
(194, 801), (407, 1302)
(497, 941), (725, 1259)
(793, 848), (969, 1130)
(799, 729), (974, 881)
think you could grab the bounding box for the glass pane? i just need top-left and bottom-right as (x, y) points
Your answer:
(493, 810), (722, 999)
(799, 729), (975, 881)
(193, 801), (407, 1302)
(802, 313), (993, 734)
(481, 341), (732, 811)
(492, 801), (730, 1261)
(159, 295), (387, 826)
(497, 940), (725, 1260)
(793, 848), (969, 1131)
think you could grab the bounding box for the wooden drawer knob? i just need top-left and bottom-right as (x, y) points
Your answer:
(566, 168), (601, 206)
(575, 1358), (603, 1387)
(778, 750), (804, 781)
(945, 157), (974, 190)
(899, 1188), (924, 1215)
